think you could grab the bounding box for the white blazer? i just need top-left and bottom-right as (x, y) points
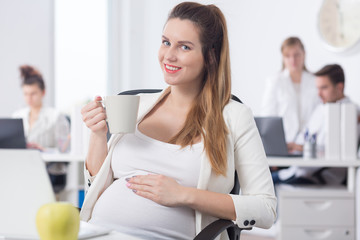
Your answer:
(12, 107), (69, 148)
(80, 90), (277, 240)
(261, 69), (320, 142)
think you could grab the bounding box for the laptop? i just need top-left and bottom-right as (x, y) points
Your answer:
(0, 118), (26, 149)
(0, 149), (110, 239)
(254, 117), (302, 157)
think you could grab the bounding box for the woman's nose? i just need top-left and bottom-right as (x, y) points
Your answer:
(290, 56), (296, 64)
(164, 47), (177, 62)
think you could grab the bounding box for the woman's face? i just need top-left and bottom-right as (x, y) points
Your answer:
(158, 18), (205, 91)
(22, 84), (44, 108)
(282, 44), (305, 73)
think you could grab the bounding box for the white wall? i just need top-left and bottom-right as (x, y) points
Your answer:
(0, 0), (54, 117)
(107, 0), (176, 94)
(225, 0), (360, 115)
(1, 0), (360, 117)
(109, 0), (360, 115)
(55, 0), (107, 113)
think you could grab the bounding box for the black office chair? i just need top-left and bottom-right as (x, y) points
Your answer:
(47, 162), (67, 194)
(118, 89), (251, 240)
(48, 114), (71, 194)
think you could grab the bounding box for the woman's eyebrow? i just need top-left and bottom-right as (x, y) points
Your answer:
(178, 40), (194, 46)
(162, 35), (195, 46)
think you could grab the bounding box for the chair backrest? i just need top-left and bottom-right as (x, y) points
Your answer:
(119, 89), (243, 104)
(118, 89), (242, 195)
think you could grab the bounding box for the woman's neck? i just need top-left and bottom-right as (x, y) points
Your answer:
(167, 85), (200, 111)
(29, 105), (42, 129)
(29, 105), (42, 119)
(30, 104), (42, 113)
(289, 70), (302, 83)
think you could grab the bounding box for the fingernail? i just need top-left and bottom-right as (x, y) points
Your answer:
(126, 183), (131, 187)
(125, 178), (130, 182)
(132, 189), (137, 193)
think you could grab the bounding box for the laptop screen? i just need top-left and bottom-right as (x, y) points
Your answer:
(254, 116), (301, 157)
(0, 118), (26, 149)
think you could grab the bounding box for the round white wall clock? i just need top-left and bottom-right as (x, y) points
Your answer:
(318, 0), (360, 53)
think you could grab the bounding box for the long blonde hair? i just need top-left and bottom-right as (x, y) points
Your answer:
(168, 2), (231, 176)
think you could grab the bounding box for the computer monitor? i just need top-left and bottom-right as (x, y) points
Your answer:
(0, 118), (26, 149)
(254, 116), (301, 157)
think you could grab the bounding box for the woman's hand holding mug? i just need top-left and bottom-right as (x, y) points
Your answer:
(81, 96), (108, 136)
(81, 95), (140, 135)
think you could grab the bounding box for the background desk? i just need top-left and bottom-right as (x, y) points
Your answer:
(268, 157), (360, 240)
(41, 153), (85, 162)
(268, 157), (360, 192)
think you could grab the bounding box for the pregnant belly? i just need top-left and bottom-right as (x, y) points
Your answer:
(89, 177), (195, 239)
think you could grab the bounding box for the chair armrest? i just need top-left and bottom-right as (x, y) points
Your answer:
(194, 219), (251, 240)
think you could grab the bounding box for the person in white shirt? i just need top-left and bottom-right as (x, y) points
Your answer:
(12, 65), (70, 151)
(12, 65), (70, 193)
(80, 2), (276, 239)
(261, 37), (320, 145)
(273, 64), (360, 185)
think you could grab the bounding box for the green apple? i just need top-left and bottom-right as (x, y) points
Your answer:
(36, 202), (80, 240)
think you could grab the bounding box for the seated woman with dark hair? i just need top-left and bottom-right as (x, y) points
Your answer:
(13, 65), (70, 193)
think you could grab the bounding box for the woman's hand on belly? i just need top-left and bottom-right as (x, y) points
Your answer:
(126, 174), (236, 221)
(125, 174), (186, 207)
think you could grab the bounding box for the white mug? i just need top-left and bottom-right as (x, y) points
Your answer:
(101, 95), (140, 134)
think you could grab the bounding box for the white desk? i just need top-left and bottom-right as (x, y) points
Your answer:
(41, 152), (85, 162)
(268, 157), (360, 192)
(88, 231), (141, 240)
(268, 157), (360, 240)
(79, 221), (142, 240)
(268, 157), (360, 167)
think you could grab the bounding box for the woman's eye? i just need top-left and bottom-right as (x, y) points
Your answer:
(162, 40), (170, 46)
(181, 45), (190, 50)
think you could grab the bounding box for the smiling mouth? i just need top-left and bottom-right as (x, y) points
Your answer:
(164, 64), (182, 73)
